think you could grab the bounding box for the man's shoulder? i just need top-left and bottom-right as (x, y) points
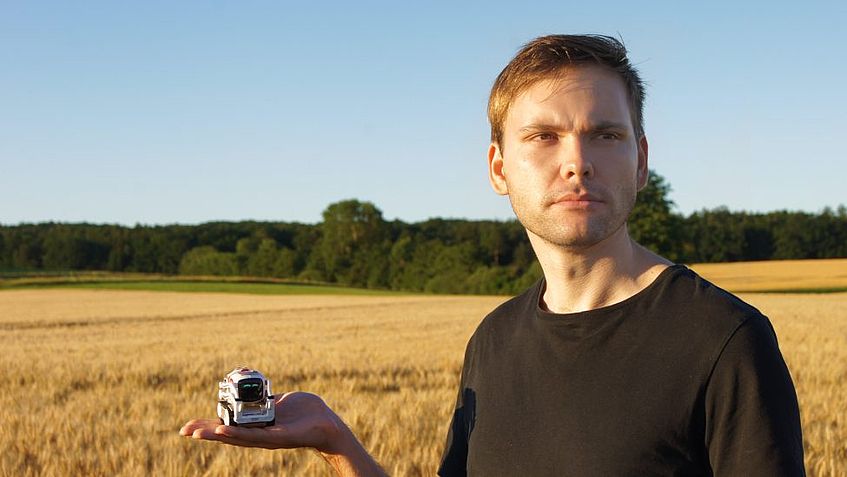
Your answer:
(639, 264), (777, 358)
(658, 264), (764, 325)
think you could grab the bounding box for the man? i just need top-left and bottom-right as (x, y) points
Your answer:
(180, 34), (805, 476)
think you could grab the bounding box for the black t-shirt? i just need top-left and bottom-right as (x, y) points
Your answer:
(438, 265), (804, 476)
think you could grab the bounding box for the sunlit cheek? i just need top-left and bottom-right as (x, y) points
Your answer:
(516, 144), (560, 169)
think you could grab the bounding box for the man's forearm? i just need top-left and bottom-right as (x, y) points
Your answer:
(318, 427), (389, 477)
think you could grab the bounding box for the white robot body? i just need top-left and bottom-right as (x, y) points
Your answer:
(217, 367), (275, 427)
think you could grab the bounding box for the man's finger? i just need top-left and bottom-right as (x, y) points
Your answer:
(215, 424), (275, 443)
(180, 419), (219, 437)
(191, 427), (268, 448)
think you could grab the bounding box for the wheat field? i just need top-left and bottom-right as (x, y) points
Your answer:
(690, 258), (847, 292)
(1, 277), (845, 475)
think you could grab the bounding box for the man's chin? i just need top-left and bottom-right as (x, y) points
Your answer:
(525, 218), (629, 250)
(527, 228), (605, 250)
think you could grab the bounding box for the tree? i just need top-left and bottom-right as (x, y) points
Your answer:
(272, 247), (298, 278)
(40, 226), (109, 270)
(247, 238), (279, 277)
(424, 243), (475, 293)
(179, 246), (239, 276)
(773, 212), (816, 260)
(352, 241), (391, 289)
(390, 238), (443, 292)
(388, 235), (414, 290)
(319, 200), (388, 284)
(465, 266), (516, 295)
(628, 170), (682, 261)
(125, 228), (152, 272)
(478, 222), (506, 266)
(685, 208), (746, 262)
(512, 260), (543, 292)
(106, 227), (132, 272)
(151, 227), (192, 273)
(0, 232), (7, 268)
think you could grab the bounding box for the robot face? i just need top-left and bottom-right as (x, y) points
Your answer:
(237, 378), (264, 402)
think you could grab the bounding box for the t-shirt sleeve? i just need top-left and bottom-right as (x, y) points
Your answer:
(704, 313), (805, 476)
(438, 335), (478, 477)
(437, 385), (469, 477)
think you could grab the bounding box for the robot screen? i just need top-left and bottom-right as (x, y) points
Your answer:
(238, 378), (264, 402)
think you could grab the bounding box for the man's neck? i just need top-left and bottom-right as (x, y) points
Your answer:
(529, 225), (673, 314)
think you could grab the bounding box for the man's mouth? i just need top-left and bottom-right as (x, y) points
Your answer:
(550, 192), (604, 209)
(552, 192), (603, 203)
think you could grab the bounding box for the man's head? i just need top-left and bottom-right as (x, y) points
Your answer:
(488, 34), (645, 147)
(487, 34), (649, 250)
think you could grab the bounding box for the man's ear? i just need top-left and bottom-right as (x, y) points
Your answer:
(636, 135), (649, 191)
(488, 142), (509, 196)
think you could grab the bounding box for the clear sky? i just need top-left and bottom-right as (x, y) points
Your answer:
(2, 0), (845, 225)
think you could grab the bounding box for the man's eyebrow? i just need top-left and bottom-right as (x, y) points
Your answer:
(518, 123), (559, 132)
(590, 121), (630, 131)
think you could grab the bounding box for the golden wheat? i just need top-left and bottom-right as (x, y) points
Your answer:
(1, 280), (845, 475)
(690, 258), (847, 292)
(0, 289), (500, 476)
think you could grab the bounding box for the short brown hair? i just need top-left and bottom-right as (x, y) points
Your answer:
(488, 34), (646, 145)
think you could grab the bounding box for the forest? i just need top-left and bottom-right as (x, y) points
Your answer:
(3, 172), (846, 294)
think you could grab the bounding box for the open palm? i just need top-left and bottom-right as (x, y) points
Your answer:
(180, 391), (345, 453)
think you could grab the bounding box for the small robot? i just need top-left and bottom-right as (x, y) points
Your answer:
(217, 367), (275, 427)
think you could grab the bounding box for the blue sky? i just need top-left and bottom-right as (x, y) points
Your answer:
(2, 1), (845, 225)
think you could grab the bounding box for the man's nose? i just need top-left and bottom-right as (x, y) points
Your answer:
(559, 136), (594, 180)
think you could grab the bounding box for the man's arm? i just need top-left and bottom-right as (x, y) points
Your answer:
(179, 392), (388, 477)
(704, 313), (805, 476)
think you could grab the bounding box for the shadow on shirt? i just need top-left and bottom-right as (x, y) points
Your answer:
(438, 387), (476, 475)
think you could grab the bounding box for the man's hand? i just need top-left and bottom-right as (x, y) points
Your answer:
(179, 391), (388, 477)
(180, 391), (342, 451)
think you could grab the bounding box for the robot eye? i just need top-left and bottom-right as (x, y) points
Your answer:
(237, 379), (264, 401)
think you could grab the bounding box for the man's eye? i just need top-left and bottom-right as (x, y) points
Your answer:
(532, 133), (556, 142)
(597, 132), (620, 140)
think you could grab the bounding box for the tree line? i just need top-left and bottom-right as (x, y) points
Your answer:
(2, 172), (845, 294)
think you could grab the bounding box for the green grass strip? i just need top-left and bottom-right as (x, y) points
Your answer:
(4, 280), (403, 296)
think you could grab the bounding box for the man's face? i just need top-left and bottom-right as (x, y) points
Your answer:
(488, 65), (648, 249)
